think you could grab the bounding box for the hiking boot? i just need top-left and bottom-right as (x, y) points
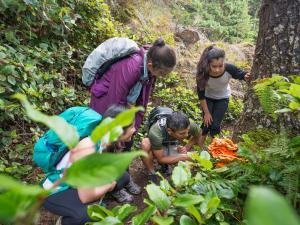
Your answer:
(111, 188), (133, 203)
(125, 179), (141, 195)
(55, 216), (62, 225)
(149, 173), (160, 185)
(160, 164), (171, 176)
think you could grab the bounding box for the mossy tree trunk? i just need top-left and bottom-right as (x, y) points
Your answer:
(234, 0), (300, 137)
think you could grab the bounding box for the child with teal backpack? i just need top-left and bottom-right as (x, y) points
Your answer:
(35, 105), (137, 225)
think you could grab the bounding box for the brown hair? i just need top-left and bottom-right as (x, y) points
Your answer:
(196, 45), (225, 90)
(147, 38), (176, 69)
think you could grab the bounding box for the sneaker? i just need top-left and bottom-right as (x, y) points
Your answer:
(111, 188), (133, 203)
(55, 216), (62, 225)
(125, 179), (141, 195)
(149, 173), (160, 185)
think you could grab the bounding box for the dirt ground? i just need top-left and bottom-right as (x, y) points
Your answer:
(37, 157), (150, 225)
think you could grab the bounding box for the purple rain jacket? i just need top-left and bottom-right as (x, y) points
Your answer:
(90, 47), (156, 130)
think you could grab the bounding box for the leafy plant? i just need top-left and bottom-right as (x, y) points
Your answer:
(0, 95), (144, 224)
(253, 75), (300, 119)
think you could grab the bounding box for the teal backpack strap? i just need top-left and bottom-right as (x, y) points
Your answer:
(127, 52), (149, 104)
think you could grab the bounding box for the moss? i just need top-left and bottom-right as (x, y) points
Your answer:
(246, 128), (276, 149)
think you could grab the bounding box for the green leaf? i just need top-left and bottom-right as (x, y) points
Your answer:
(132, 205), (156, 225)
(289, 84), (300, 99)
(7, 76), (16, 85)
(219, 222), (230, 225)
(215, 211), (224, 221)
(146, 184), (170, 212)
(187, 205), (205, 224)
(171, 164), (191, 187)
(92, 216), (122, 225)
(179, 215), (197, 225)
(111, 106), (144, 128)
(217, 188), (234, 199)
(274, 108), (292, 113)
(173, 194), (204, 207)
(151, 216), (174, 225)
(0, 191), (40, 224)
(289, 101), (300, 110)
(12, 93), (79, 149)
(200, 196), (220, 214)
(188, 152), (213, 170)
(0, 174), (48, 196)
(200, 150), (211, 160)
(0, 52), (6, 59)
(0, 74), (6, 81)
(91, 107), (143, 144)
(1, 65), (17, 76)
(245, 187), (300, 225)
(112, 204), (137, 221)
(0, 86), (5, 93)
(63, 151), (146, 188)
(87, 205), (108, 221)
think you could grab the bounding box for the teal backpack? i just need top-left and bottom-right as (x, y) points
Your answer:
(33, 107), (102, 173)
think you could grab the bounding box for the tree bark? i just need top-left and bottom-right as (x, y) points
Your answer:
(234, 0), (300, 137)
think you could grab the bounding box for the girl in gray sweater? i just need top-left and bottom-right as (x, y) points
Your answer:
(196, 45), (251, 147)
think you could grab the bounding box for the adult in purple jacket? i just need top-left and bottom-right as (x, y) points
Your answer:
(89, 38), (176, 200)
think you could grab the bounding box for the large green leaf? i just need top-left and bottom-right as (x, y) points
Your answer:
(91, 107), (143, 144)
(111, 106), (144, 128)
(0, 174), (48, 196)
(171, 163), (191, 187)
(87, 205), (113, 221)
(245, 187), (300, 225)
(179, 215), (197, 225)
(132, 205), (156, 225)
(146, 184), (170, 212)
(63, 151), (146, 187)
(173, 194), (204, 207)
(12, 93), (79, 149)
(151, 215), (174, 225)
(0, 191), (40, 224)
(186, 205), (205, 224)
(0, 175), (48, 224)
(92, 216), (122, 225)
(112, 204), (137, 221)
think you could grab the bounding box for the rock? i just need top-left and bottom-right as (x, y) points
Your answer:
(175, 28), (201, 46)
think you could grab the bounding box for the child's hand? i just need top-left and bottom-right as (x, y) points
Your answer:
(204, 113), (213, 127)
(244, 72), (252, 81)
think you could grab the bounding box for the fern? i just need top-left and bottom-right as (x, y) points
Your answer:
(254, 78), (282, 119)
(225, 133), (300, 210)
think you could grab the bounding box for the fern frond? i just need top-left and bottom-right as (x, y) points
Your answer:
(254, 85), (280, 119)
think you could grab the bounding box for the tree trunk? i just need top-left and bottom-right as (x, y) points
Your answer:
(234, 0), (300, 137)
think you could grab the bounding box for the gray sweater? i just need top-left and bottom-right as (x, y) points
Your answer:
(197, 63), (246, 100)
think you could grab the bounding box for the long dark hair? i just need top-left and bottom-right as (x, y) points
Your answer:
(147, 38), (176, 69)
(196, 45), (225, 90)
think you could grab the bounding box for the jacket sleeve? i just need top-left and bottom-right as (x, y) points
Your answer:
(225, 63), (247, 80)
